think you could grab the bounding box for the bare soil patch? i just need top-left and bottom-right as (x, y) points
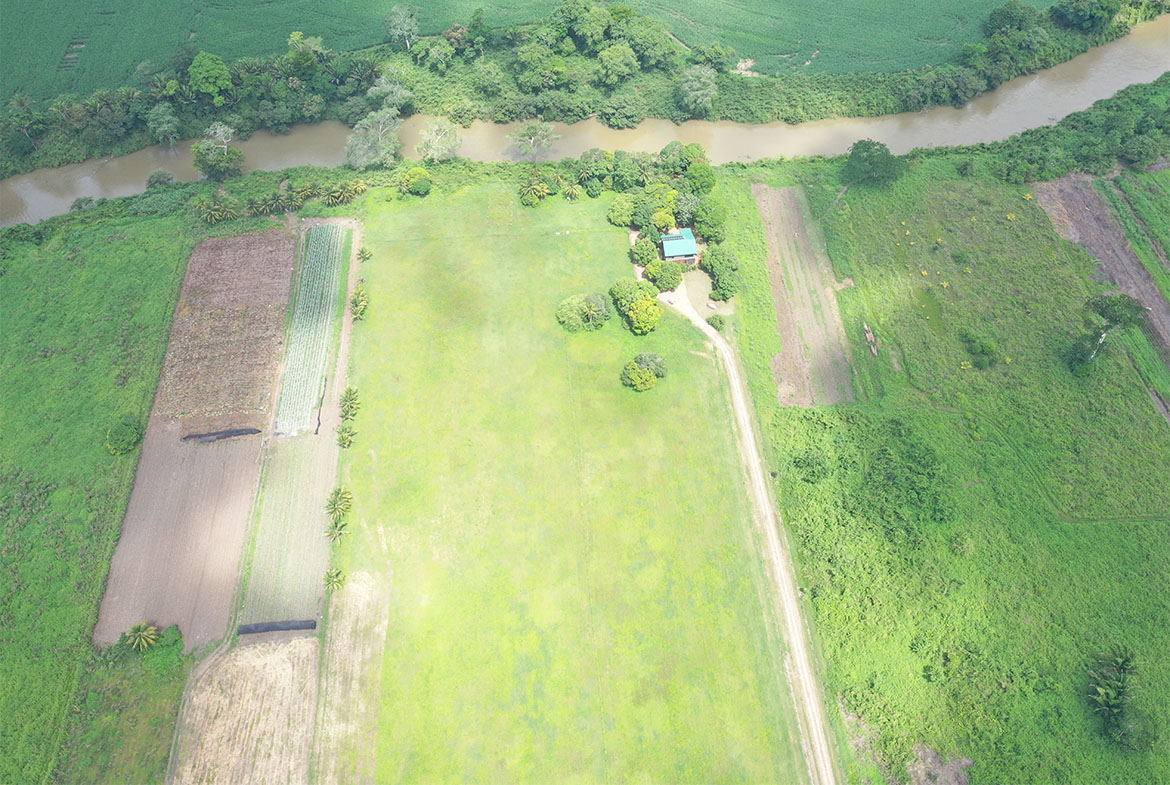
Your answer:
(95, 421), (261, 650)
(96, 231), (296, 650)
(1034, 176), (1170, 352)
(172, 638), (319, 785)
(154, 230), (297, 432)
(312, 570), (392, 785)
(752, 184), (855, 405)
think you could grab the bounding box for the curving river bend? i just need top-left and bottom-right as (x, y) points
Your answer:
(2, 16), (1167, 226)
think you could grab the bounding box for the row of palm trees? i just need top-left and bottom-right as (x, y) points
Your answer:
(192, 179), (368, 225)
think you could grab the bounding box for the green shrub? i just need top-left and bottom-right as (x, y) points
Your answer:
(409, 177), (433, 196)
(105, 415), (144, 456)
(631, 236), (659, 266)
(632, 352), (667, 378)
(556, 293), (611, 332)
(700, 245), (741, 300)
(621, 360), (658, 391)
(707, 314), (727, 332)
(607, 193), (637, 226)
(646, 259), (683, 291)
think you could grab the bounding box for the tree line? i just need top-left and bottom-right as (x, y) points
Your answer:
(3, 0), (1166, 180)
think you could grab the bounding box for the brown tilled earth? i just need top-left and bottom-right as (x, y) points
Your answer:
(95, 229), (296, 650)
(752, 184), (854, 405)
(1034, 176), (1170, 352)
(154, 230), (297, 432)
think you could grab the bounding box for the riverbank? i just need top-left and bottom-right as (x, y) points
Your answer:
(3, 17), (1168, 227)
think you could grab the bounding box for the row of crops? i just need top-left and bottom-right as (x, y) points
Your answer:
(275, 225), (347, 434)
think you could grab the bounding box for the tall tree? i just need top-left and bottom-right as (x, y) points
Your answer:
(508, 120), (559, 160)
(146, 102), (180, 148)
(1083, 293), (1146, 362)
(385, 5), (421, 50)
(191, 123), (244, 179)
(843, 139), (906, 185)
(188, 52), (232, 106)
(345, 107), (403, 169)
(676, 65), (717, 118)
(416, 118), (461, 162)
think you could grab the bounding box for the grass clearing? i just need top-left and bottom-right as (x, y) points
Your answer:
(717, 158), (1170, 783)
(1094, 178), (1170, 306)
(334, 183), (810, 781)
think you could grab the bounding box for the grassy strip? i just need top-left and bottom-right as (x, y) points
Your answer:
(1117, 327), (1170, 403)
(719, 157), (1170, 783)
(1093, 178), (1170, 304)
(1116, 169), (1170, 266)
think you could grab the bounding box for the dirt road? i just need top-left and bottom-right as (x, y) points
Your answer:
(1034, 176), (1170, 351)
(662, 280), (838, 785)
(752, 184), (854, 406)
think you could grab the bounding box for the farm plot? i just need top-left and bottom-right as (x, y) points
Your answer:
(171, 638), (319, 785)
(275, 225), (349, 434)
(95, 231), (296, 650)
(752, 184), (854, 405)
(153, 230), (297, 432)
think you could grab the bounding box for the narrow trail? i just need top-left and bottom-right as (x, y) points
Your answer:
(661, 281), (838, 785)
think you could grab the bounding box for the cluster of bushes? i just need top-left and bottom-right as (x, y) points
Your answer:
(609, 278), (663, 335)
(699, 245), (741, 301)
(191, 177), (366, 224)
(621, 353), (667, 391)
(556, 292), (612, 331)
(1087, 645), (1152, 750)
(105, 415), (144, 456)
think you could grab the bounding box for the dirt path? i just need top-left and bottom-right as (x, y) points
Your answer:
(662, 279), (838, 785)
(752, 184), (854, 406)
(1034, 176), (1170, 351)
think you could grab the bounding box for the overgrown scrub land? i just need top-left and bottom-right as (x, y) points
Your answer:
(719, 157), (1170, 782)
(4, 0), (1166, 177)
(0, 213), (193, 783)
(1096, 169), (1170, 304)
(335, 183), (809, 781)
(54, 627), (189, 784)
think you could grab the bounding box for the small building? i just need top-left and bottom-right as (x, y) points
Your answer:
(661, 228), (698, 263)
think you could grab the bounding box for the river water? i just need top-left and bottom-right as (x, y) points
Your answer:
(2, 16), (1167, 226)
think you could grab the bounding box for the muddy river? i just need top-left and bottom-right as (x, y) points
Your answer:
(2, 16), (1167, 226)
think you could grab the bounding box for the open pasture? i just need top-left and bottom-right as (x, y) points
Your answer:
(719, 159), (1170, 783)
(334, 183), (810, 782)
(1, 0), (1044, 99)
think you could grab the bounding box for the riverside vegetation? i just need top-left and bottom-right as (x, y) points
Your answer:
(1, 73), (1168, 783)
(3, 0), (1168, 178)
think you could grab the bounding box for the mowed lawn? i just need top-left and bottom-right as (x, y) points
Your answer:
(339, 184), (808, 783)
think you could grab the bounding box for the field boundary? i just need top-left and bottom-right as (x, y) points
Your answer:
(662, 278), (840, 785)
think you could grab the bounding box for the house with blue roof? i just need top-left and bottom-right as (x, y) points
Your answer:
(660, 228), (699, 263)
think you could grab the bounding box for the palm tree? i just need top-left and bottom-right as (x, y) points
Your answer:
(126, 622), (159, 652)
(562, 183), (583, 202)
(326, 519), (349, 543)
(325, 486), (353, 522)
(339, 387), (360, 420)
(323, 567), (345, 591)
(336, 422), (356, 448)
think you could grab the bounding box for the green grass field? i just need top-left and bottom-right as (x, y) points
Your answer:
(333, 183), (810, 781)
(0, 213), (193, 783)
(1, 0), (1047, 99)
(715, 158), (1170, 783)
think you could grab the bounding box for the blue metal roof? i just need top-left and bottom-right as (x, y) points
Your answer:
(661, 228), (697, 258)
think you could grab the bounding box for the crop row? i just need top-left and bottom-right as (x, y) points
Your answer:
(275, 226), (346, 433)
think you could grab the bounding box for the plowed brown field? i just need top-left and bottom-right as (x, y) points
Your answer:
(95, 229), (296, 650)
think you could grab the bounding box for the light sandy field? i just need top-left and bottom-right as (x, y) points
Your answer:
(171, 638), (319, 785)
